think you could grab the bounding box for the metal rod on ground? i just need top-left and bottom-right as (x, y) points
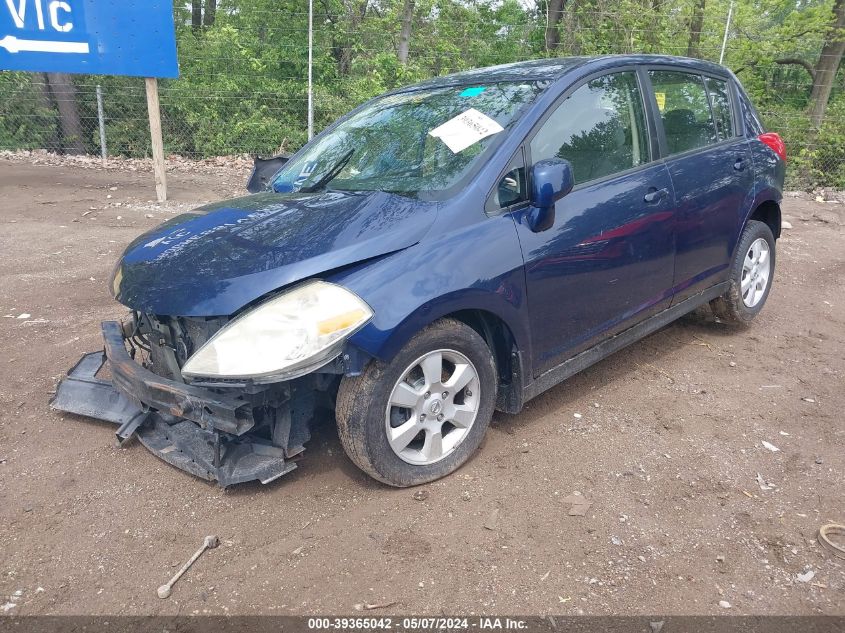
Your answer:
(95, 84), (107, 166)
(719, 0), (734, 65)
(157, 535), (219, 599)
(144, 77), (167, 202)
(307, 0), (314, 141)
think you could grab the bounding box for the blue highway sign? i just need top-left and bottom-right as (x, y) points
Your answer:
(0, 0), (178, 77)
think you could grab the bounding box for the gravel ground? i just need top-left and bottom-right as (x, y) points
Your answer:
(0, 156), (843, 616)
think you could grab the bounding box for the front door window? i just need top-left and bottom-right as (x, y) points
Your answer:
(529, 71), (650, 184)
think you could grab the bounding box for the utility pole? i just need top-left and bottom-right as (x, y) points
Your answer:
(307, 0), (314, 141)
(719, 1), (734, 65)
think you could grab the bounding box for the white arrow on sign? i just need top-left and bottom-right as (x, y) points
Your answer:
(0, 35), (89, 54)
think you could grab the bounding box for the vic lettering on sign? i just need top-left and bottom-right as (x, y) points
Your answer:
(1, 0), (87, 54)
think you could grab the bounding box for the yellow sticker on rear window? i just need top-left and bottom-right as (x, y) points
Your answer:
(655, 92), (666, 112)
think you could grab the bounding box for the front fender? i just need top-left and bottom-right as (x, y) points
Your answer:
(371, 286), (527, 363)
(330, 212), (530, 366)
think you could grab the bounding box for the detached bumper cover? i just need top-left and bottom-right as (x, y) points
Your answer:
(50, 321), (297, 487)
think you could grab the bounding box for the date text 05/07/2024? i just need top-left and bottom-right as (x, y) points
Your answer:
(306, 617), (529, 630)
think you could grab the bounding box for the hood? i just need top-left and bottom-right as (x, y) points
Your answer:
(112, 190), (437, 316)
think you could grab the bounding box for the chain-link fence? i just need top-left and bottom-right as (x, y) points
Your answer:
(1, 0), (843, 189)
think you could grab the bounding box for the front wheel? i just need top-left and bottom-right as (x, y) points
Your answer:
(336, 318), (497, 487)
(710, 219), (776, 323)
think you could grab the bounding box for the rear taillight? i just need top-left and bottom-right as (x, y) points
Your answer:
(758, 132), (786, 162)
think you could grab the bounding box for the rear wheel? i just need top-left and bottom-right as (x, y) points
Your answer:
(710, 220), (776, 323)
(336, 318), (496, 486)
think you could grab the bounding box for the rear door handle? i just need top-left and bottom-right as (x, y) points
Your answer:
(734, 157), (746, 171)
(644, 187), (669, 204)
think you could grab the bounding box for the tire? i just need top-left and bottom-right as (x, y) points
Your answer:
(710, 219), (776, 323)
(336, 318), (497, 487)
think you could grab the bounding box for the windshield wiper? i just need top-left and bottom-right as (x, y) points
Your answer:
(299, 149), (355, 193)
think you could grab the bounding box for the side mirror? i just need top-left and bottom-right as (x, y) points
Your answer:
(247, 154), (290, 193)
(527, 158), (574, 232)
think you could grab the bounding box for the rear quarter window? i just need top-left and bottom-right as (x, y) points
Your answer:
(738, 91), (765, 136)
(704, 76), (735, 140)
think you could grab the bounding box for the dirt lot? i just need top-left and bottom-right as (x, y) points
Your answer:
(0, 155), (843, 617)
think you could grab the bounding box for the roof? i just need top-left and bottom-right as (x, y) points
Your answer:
(402, 54), (730, 91)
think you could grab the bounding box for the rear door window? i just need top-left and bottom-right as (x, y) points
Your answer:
(649, 70), (718, 155)
(529, 71), (650, 185)
(705, 76), (734, 140)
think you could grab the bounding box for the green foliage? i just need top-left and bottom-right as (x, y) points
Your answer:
(0, 0), (842, 188)
(780, 97), (845, 188)
(0, 73), (59, 150)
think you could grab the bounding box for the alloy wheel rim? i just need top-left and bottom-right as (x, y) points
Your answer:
(741, 237), (771, 308)
(384, 349), (480, 466)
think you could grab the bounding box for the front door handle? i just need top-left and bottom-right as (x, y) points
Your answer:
(644, 187), (669, 204)
(734, 157), (746, 171)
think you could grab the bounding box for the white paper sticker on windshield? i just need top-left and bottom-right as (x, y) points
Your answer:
(428, 108), (504, 153)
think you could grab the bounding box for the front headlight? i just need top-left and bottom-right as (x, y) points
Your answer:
(182, 281), (373, 382)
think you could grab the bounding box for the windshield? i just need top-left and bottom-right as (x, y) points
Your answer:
(272, 81), (546, 197)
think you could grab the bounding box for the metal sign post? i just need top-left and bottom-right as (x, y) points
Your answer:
(0, 0), (180, 200)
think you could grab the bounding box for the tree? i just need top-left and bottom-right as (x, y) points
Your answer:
(809, 0), (845, 127)
(687, 0), (706, 58)
(545, 0), (567, 52)
(203, 0), (217, 28)
(397, 0), (415, 64)
(192, 0), (217, 33)
(192, 0), (202, 33)
(45, 73), (85, 155)
(646, 0), (665, 52)
(329, 0), (370, 76)
(36, 74), (59, 151)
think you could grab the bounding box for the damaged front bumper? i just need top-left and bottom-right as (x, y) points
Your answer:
(50, 321), (307, 487)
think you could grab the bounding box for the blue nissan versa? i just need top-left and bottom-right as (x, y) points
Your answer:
(53, 55), (786, 487)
